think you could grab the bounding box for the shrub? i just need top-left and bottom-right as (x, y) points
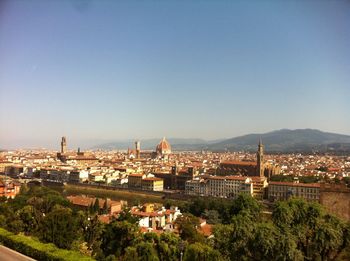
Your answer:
(0, 227), (94, 261)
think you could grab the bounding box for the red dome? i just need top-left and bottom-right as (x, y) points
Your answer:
(156, 137), (171, 154)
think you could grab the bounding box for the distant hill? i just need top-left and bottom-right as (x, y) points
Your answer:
(208, 129), (350, 152)
(91, 129), (350, 153)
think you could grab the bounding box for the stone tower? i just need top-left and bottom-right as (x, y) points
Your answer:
(135, 141), (141, 159)
(61, 136), (67, 154)
(257, 139), (264, 177)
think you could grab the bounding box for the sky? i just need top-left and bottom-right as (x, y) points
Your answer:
(0, 0), (350, 149)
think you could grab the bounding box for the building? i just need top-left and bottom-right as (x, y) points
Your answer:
(251, 176), (268, 200)
(226, 176), (253, 197)
(0, 160), (13, 174)
(61, 136), (67, 154)
(131, 203), (182, 231)
(128, 173), (143, 189)
(217, 141), (279, 178)
(320, 183), (350, 221)
(207, 176), (226, 197)
(185, 175), (253, 198)
(0, 179), (21, 199)
(153, 166), (197, 190)
(88, 172), (105, 183)
(68, 170), (89, 183)
(141, 177), (164, 191)
(155, 137), (171, 159)
(135, 141), (141, 159)
(268, 181), (320, 202)
(40, 168), (71, 183)
(5, 165), (24, 178)
(67, 196), (122, 214)
(185, 178), (208, 196)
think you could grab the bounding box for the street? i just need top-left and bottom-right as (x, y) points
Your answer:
(0, 245), (36, 261)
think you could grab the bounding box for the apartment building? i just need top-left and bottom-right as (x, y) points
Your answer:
(185, 175), (253, 198)
(268, 181), (320, 202)
(141, 177), (164, 191)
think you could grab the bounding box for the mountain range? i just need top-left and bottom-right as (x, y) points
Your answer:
(92, 129), (350, 153)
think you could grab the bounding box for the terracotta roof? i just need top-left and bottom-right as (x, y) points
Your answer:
(220, 161), (257, 166)
(142, 177), (163, 181)
(225, 176), (250, 181)
(156, 137), (171, 152)
(131, 210), (164, 217)
(269, 181), (320, 188)
(198, 223), (212, 237)
(98, 215), (111, 224)
(129, 174), (143, 177)
(67, 196), (121, 208)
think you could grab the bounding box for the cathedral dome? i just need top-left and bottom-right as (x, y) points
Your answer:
(156, 137), (171, 155)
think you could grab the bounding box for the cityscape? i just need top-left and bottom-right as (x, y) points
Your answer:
(1, 1), (350, 261)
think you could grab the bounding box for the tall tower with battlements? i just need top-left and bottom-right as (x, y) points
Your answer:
(257, 139), (264, 177)
(135, 141), (141, 159)
(61, 136), (67, 154)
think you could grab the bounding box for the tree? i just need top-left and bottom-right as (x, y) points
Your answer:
(0, 196), (7, 203)
(100, 220), (140, 257)
(158, 233), (181, 261)
(19, 183), (29, 194)
(116, 207), (140, 224)
(94, 198), (100, 214)
(250, 222), (279, 261)
(123, 247), (139, 261)
(39, 206), (79, 249)
(136, 242), (159, 261)
(230, 193), (261, 219)
(103, 198), (109, 214)
(212, 224), (234, 259)
(183, 243), (223, 261)
(175, 214), (205, 243)
(80, 214), (104, 252)
(228, 211), (256, 260)
(202, 210), (221, 224)
(18, 205), (37, 234)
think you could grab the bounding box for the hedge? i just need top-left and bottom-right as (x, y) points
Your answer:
(0, 228), (94, 261)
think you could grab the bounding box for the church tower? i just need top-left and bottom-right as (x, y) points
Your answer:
(257, 139), (264, 177)
(61, 136), (67, 154)
(135, 141), (141, 159)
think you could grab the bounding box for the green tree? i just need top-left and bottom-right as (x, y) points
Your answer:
(230, 193), (261, 219)
(18, 205), (37, 234)
(212, 224), (234, 259)
(93, 198), (100, 214)
(136, 242), (159, 261)
(123, 247), (139, 261)
(183, 242), (223, 261)
(250, 222), (279, 261)
(202, 209), (221, 224)
(175, 214), (205, 243)
(80, 214), (104, 253)
(103, 198), (109, 214)
(100, 220), (140, 257)
(39, 206), (79, 249)
(158, 233), (181, 261)
(116, 206), (140, 224)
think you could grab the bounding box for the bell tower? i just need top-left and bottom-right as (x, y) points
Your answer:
(61, 136), (67, 154)
(257, 139), (264, 177)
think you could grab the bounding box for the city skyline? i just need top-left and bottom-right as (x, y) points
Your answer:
(1, 0), (350, 148)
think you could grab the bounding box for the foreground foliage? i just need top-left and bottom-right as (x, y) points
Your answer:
(0, 185), (349, 261)
(0, 227), (93, 261)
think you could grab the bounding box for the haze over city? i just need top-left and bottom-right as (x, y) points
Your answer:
(1, 0), (350, 149)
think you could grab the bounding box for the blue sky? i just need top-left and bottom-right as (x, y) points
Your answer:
(0, 0), (349, 149)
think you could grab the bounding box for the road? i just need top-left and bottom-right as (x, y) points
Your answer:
(0, 245), (36, 261)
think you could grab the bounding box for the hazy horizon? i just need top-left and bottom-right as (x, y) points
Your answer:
(2, 128), (350, 150)
(1, 1), (350, 149)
